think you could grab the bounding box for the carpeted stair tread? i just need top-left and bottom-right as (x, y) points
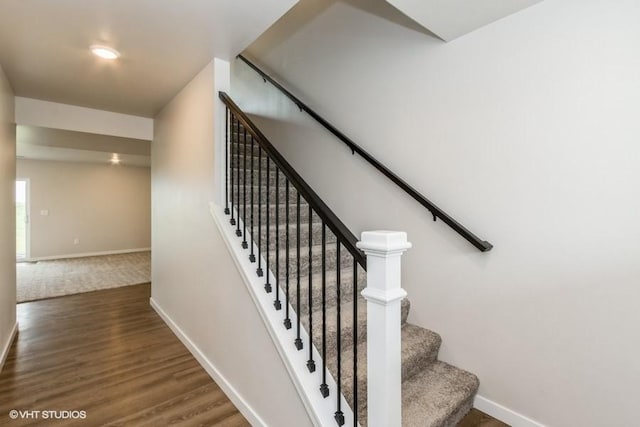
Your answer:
(267, 243), (358, 277)
(401, 361), (479, 427)
(301, 297), (410, 357)
(281, 266), (367, 315)
(230, 155), (275, 171)
(232, 167), (283, 186)
(232, 184), (299, 204)
(328, 323), (442, 414)
(239, 202), (313, 225)
(251, 221), (337, 252)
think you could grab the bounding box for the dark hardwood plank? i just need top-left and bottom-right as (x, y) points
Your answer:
(0, 284), (249, 427)
(459, 408), (510, 427)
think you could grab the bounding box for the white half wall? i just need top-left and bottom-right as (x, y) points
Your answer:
(151, 59), (312, 426)
(15, 97), (153, 140)
(0, 63), (16, 372)
(233, 0), (640, 426)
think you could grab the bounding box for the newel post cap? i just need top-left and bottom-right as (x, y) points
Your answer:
(356, 231), (412, 255)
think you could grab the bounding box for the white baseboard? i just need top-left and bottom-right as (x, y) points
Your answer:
(27, 247), (151, 262)
(209, 202), (352, 427)
(0, 322), (18, 374)
(475, 395), (546, 427)
(150, 298), (267, 427)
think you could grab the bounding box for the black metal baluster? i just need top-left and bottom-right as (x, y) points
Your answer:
(320, 223), (329, 398)
(274, 168), (282, 309)
(235, 118), (241, 236)
(335, 242), (344, 425)
(257, 147), (264, 276)
(224, 108), (230, 215)
(295, 191), (303, 351)
(249, 136), (256, 261)
(263, 153), (269, 289)
(307, 207), (315, 372)
(229, 113), (236, 226)
(284, 180), (292, 329)
(242, 127), (248, 247)
(353, 261), (358, 427)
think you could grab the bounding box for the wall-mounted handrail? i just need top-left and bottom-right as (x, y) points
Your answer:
(237, 54), (493, 252)
(219, 91), (367, 268)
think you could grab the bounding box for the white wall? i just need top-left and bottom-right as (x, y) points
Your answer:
(233, 0), (640, 426)
(0, 63), (16, 370)
(16, 159), (150, 259)
(151, 60), (312, 427)
(15, 97), (153, 140)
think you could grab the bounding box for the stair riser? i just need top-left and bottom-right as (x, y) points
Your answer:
(231, 168), (282, 187)
(250, 232), (337, 260)
(249, 223), (337, 252)
(230, 141), (264, 157)
(230, 206), (320, 239)
(304, 298), (410, 367)
(251, 237), (330, 260)
(266, 245), (357, 278)
(330, 325), (442, 415)
(231, 228), (356, 276)
(280, 268), (367, 316)
(231, 185), (301, 205)
(230, 156), (275, 171)
(226, 203), (316, 226)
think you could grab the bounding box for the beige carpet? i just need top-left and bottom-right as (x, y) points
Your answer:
(17, 251), (151, 303)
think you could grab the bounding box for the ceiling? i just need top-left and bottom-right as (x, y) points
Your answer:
(384, 0), (544, 41)
(0, 0), (298, 117)
(17, 126), (151, 167)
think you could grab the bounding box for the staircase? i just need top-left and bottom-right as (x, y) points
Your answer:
(222, 92), (479, 426)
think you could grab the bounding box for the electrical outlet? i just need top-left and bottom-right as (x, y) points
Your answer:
(73, 238), (80, 245)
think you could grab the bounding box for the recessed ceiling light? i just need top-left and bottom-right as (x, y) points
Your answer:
(91, 45), (120, 60)
(110, 154), (121, 165)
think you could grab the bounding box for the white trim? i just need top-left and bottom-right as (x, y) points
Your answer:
(0, 323), (18, 374)
(15, 178), (31, 261)
(475, 395), (547, 427)
(27, 247), (151, 262)
(150, 298), (267, 427)
(209, 202), (355, 427)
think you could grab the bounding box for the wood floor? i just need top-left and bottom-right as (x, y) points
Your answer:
(0, 284), (248, 426)
(0, 283), (505, 427)
(459, 409), (509, 427)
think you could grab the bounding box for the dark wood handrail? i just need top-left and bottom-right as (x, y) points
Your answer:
(237, 54), (493, 252)
(219, 91), (367, 268)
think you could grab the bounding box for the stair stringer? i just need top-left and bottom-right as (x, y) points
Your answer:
(210, 202), (357, 427)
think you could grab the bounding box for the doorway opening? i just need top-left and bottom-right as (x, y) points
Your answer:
(16, 179), (29, 261)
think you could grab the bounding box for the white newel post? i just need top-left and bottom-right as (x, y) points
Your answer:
(357, 231), (411, 427)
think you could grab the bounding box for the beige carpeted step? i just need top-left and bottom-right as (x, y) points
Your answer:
(230, 152), (275, 170)
(328, 323), (442, 417)
(299, 297), (410, 358)
(251, 221), (337, 253)
(231, 141), (266, 157)
(402, 361), (479, 427)
(278, 266), (366, 315)
(232, 167), (282, 187)
(233, 184), (298, 204)
(267, 243), (358, 278)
